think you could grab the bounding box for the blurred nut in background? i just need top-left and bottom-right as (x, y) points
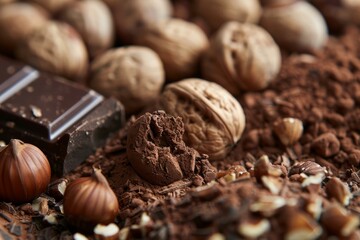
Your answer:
(202, 22), (281, 94)
(160, 78), (246, 160)
(90, 47), (165, 114)
(260, 0), (328, 52)
(0, 3), (48, 55)
(27, 0), (75, 15)
(59, 0), (115, 58)
(135, 19), (208, 82)
(0, 0), (16, 7)
(16, 21), (88, 82)
(193, 0), (262, 32)
(114, 0), (173, 44)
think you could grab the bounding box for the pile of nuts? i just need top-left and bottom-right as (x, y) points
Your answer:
(2, 0), (360, 239)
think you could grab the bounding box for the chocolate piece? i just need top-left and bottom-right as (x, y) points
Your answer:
(0, 56), (125, 175)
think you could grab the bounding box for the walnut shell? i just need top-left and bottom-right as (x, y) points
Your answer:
(16, 21), (88, 82)
(202, 22), (281, 94)
(135, 19), (209, 82)
(114, 0), (172, 44)
(0, 3), (48, 54)
(59, 0), (114, 58)
(193, 0), (262, 32)
(260, 1), (328, 52)
(89, 46), (165, 114)
(27, 0), (75, 14)
(159, 78), (246, 160)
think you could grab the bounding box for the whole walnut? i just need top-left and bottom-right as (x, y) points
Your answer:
(26, 0), (75, 14)
(16, 21), (88, 82)
(202, 22), (281, 94)
(193, 0), (262, 32)
(135, 19), (209, 82)
(89, 47), (165, 114)
(59, 0), (114, 58)
(114, 0), (172, 44)
(0, 3), (48, 55)
(159, 78), (246, 160)
(260, 1), (328, 52)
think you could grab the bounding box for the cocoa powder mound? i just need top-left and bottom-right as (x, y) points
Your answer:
(2, 27), (360, 240)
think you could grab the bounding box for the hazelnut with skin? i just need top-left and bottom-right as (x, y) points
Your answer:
(59, 0), (114, 58)
(202, 22), (281, 94)
(89, 47), (165, 114)
(260, 0), (328, 52)
(16, 21), (88, 82)
(193, 0), (262, 32)
(26, 0), (75, 15)
(159, 78), (246, 160)
(0, 3), (48, 55)
(114, 0), (173, 44)
(135, 19), (209, 82)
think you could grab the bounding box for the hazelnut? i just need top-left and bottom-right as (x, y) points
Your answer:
(16, 21), (88, 82)
(273, 117), (303, 146)
(59, 0), (114, 58)
(159, 78), (246, 160)
(114, 0), (173, 44)
(201, 21), (281, 94)
(0, 139), (51, 203)
(27, 0), (75, 15)
(0, 2), (48, 55)
(63, 168), (119, 232)
(260, 1), (328, 52)
(325, 177), (352, 206)
(135, 19), (209, 82)
(193, 0), (262, 32)
(94, 223), (120, 240)
(89, 47), (165, 114)
(238, 218), (270, 239)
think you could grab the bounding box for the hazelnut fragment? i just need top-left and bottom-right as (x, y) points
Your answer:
(135, 19), (209, 81)
(250, 195), (287, 217)
(16, 21), (88, 82)
(193, 0), (262, 32)
(238, 218), (270, 239)
(254, 155), (282, 182)
(114, 0), (172, 44)
(260, 1), (328, 52)
(321, 203), (360, 237)
(289, 161), (326, 177)
(160, 78), (246, 160)
(325, 177), (352, 206)
(94, 223), (119, 240)
(59, 0), (114, 58)
(89, 47), (165, 114)
(202, 22), (281, 93)
(0, 3), (48, 54)
(27, 0), (75, 14)
(273, 117), (303, 146)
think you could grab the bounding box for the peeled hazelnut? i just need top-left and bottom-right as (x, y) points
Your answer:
(59, 0), (114, 58)
(160, 78), (246, 160)
(135, 19), (209, 82)
(0, 139), (51, 203)
(16, 21), (88, 82)
(89, 47), (165, 114)
(27, 0), (75, 15)
(63, 168), (119, 232)
(273, 117), (303, 146)
(0, 2), (48, 55)
(114, 0), (172, 44)
(193, 0), (262, 32)
(260, 1), (328, 52)
(202, 21), (281, 94)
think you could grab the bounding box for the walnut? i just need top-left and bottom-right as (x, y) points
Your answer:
(59, 0), (114, 58)
(159, 78), (246, 160)
(260, 1), (328, 52)
(193, 0), (262, 32)
(89, 47), (165, 114)
(114, 0), (172, 44)
(135, 19), (209, 82)
(16, 21), (88, 82)
(27, 0), (75, 15)
(201, 22), (281, 94)
(0, 3), (48, 55)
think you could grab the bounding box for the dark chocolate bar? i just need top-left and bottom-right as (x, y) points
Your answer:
(0, 56), (125, 175)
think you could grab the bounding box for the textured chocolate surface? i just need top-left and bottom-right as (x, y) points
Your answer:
(0, 56), (125, 175)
